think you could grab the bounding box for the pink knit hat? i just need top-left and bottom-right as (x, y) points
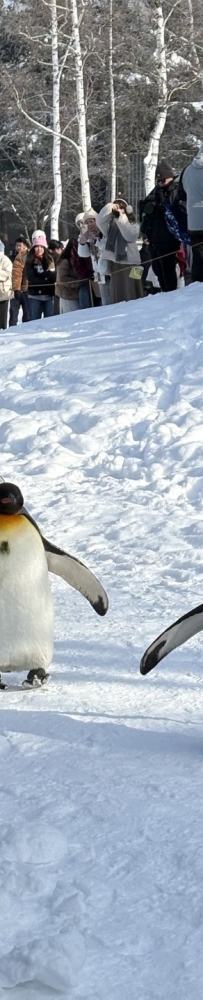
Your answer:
(32, 235), (48, 249)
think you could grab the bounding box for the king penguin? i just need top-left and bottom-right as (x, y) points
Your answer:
(0, 478), (108, 689)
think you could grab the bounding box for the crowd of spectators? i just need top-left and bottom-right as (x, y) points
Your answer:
(0, 143), (203, 328)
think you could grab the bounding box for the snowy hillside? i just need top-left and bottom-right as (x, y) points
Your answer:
(1, 285), (203, 998)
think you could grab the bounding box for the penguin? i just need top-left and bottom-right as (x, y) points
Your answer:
(140, 603), (203, 676)
(0, 479), (108, 689)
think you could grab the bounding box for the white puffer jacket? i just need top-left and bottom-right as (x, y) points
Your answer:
(96, 203), (141, 274)
(0, 253), (13, 301)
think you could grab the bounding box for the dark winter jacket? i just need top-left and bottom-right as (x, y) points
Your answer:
(140, 178), (181, 253)
(71, 239), (93, 282)
(24, 250), (55, 297)
(140, 242), (153, 284)
(55, 256), (80, 300)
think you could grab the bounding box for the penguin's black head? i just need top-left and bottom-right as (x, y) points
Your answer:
(0, 482), (24, 515)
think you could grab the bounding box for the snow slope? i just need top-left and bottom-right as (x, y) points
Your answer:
(1, 285), (203, 998)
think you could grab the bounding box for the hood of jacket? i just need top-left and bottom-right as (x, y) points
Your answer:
(192, 143), (203, 167)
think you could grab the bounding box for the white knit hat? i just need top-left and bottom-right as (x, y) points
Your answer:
(0, 240), (5, 253)
(75, 212), (85, 228)
(32, 229), (47, 243)
(83, 208), (97, 222)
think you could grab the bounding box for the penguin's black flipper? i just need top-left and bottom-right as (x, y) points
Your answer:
(140, 602), (203, 675)
(42, 537), (108, 617)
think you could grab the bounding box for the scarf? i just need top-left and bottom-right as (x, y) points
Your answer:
(106, 216), (128, 261)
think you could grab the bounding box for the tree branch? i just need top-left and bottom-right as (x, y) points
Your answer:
(164, 0), (182, 28)
(6, 71), (80, 156)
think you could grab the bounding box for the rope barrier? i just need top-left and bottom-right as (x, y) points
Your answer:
(19, 239), (203, 291)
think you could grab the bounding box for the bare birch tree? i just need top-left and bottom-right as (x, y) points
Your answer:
(109, 0), (116, 201)
(69, 0), (91, 210)
(3, 0), (91, 232)
(187, 0), (203, 78)
(1, 0), (203, 238)
(50, 0), (62, 236)
(144, 0), (167, 193)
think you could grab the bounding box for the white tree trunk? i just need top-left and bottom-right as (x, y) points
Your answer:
(109, 0), (116, 201)
(144, 1), (167, 194)
(69, 0), (91, 210)
(50, 0), (62, 238)
(187, 0), (203, 76)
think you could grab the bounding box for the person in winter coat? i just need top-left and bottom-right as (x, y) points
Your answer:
(9, 233), (29, 264)
(10, 235), (30, 326)
(55, 239), (81, 313)
(0, 240), (13, 330)
(48, 239), (63, 265)
(96, 198), (143, 304)
(48, 239), (63, 315)
(74, 211), (93, 308)
(24, 236), (55, 320)
(181, 143), (203, 282)
(140, 160), (181, 292)
(78, 208), (109, 306)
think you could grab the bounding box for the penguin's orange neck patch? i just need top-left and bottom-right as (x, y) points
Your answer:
(0, 514), (25, 532)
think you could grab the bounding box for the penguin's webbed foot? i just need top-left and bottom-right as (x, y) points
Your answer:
(23, 668), (50, 688)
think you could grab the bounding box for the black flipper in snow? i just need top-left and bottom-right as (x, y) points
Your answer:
(140, 602), (203, 674)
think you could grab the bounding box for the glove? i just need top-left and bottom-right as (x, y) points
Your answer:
(79, 231), (89, 244)
(14, 290), (21, 302)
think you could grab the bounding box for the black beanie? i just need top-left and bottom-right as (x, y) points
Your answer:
(155, 159), (174, 181)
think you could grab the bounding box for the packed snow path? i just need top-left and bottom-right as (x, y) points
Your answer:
(0, 285), (203, 998)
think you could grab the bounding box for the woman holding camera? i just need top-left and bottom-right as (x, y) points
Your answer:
(96, 198), (143, 304)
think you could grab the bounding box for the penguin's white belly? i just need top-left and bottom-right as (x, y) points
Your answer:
(0, 516), (54, 671)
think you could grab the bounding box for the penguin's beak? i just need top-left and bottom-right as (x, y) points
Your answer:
(0, 495), (22, 515)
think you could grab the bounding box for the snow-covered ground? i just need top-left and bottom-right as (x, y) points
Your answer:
(1, 285), (203, 998)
